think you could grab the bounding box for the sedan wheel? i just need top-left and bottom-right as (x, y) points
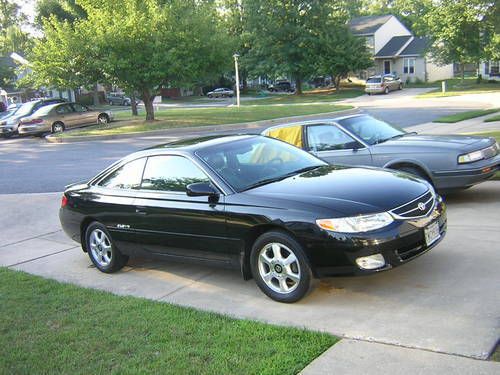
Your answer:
(251, 231), (312, 303)
(85, 222), (128, 273)
(52, 122), (65, 133)
(98, 114), (110, 124)
(384, 87), (389, 94)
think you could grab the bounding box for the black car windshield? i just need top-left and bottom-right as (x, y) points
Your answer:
(196, 137), (326, 192)
(339, 115), (405, 146)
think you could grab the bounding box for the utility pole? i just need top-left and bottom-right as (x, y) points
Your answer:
(233, 53), (240, 107)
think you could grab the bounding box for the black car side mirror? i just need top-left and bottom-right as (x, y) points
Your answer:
(186, 182), (219, 198)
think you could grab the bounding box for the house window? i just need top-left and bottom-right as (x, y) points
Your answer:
(403, 58), (416, 74)
(490, 61), (499, 76)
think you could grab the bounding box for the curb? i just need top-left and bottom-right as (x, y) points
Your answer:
(45, 107), (360, 143)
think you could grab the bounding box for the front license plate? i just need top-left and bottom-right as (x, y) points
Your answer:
(424, 221), (440, 246)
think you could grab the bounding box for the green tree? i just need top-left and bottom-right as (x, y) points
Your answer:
(28, 0), (228, 121)
(35, 0), (86, 28)
(244, 0), (333, 94)
(422, 0), (494, 81)
(315, 25), (373, 91)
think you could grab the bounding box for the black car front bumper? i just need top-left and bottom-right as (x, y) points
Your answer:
(307, 199), (447, 278)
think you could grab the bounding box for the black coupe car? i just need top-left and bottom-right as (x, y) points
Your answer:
(60, 135), (447, 302)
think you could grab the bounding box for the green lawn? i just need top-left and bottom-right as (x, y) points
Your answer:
(484, 114), (500, 122)
(57, 103), (352, 137)
(433, 108), (500, 123)
(468, 131), (500, 180)
(417, 78), (500, 98)
(492, 345), (500, 362)
(242, 88), (364, 105)
(0, 268), (337, 374)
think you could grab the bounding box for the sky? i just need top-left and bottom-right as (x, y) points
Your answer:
(14, 0), (38, 34)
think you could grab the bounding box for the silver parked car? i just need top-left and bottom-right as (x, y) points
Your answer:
(365, 74), (403, 95)
(262, 114), (499, 192)
(18, 102), (113, 135)
(0, 98), (67, 137)
(207, 88), (234, 98)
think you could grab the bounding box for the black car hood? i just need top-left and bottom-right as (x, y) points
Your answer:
(245, 166), (429, 217)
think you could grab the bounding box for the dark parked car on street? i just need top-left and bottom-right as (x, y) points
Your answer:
(268, 80), (294, 92)
(60, 135), (446, 303)
(0, 98), (66, 137)
(262, 114), (499, 192)
(106, 92), (137, 106)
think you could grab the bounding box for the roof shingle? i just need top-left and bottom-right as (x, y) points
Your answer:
(349, 15), (392, 35)
(374, 36), (412, 57)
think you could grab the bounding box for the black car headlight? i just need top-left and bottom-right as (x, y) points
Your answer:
(316, 212), (393, 233)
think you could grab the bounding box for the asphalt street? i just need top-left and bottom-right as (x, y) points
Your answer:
(0, 89), (498, 194)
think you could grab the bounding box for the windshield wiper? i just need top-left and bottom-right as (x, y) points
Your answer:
(241, 165), (322, 192)
(374, 132), (415, 145)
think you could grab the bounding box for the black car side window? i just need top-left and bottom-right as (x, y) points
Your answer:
(307, 125), (360, 152)
(141, 155), (210, 192)
(99, 158), (146, 190)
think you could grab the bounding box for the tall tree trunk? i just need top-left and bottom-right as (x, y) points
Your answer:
(332, 74), (341, 92)
(461, 63), (465, 83)
(130, 93), (138, 116)
(92, 83), (99, 106)
(141, 88), (155, 121)
(295, 77), (302, 95)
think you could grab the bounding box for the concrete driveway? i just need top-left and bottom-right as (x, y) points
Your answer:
(1, 182), (499, 365)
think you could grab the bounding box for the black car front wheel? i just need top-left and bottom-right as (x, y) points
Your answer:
(85, 222), (128, 273)
(250, 231), (312, 303)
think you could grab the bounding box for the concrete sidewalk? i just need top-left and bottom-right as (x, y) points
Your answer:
(1, 183), (499, 373)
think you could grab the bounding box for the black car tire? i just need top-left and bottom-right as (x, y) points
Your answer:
(52, 122), (65, 133)
(250, 231), (312, 303)
(208, 94), (213, 98)
(98, 113), (110, 124)
(85, 222), (129, 273)
(399, 83), (403, 90)
(384, 87), (389, 94)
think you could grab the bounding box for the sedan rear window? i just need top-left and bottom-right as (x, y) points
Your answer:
(367, 78), (381, 83)
(99, 158), (146, 190)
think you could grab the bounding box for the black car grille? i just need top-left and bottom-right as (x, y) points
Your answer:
(390, 190), (434, 219)
(396, 243), (426, 261)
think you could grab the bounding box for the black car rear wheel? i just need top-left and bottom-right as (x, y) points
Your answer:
(250, 231), (312, 303)
(85, 222), (128, 273)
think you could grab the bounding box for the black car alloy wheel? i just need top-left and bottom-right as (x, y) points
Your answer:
(85, 222), (128, 273)
(250, 231), (312, 303)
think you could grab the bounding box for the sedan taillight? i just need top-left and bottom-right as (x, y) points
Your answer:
(22, 118), (44, 125)
(61, 195), (68, 207)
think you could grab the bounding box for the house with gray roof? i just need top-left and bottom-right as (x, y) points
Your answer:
(349, 15), (454, 83)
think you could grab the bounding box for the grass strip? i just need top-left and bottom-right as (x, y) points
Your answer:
(484, 114), (500, 123)
(0, 268), (338, 375)
(433, 108), (500, 123)
(57, 104), (352, 138)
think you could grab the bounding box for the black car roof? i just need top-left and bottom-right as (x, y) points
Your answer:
(144, 134), (256, 153)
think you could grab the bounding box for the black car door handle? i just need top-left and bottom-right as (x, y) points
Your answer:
(135, 206), (148, 215)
